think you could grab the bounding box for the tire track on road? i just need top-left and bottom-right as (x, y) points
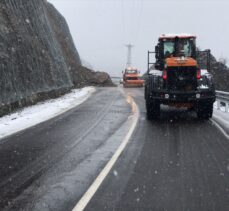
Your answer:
(0, 90), (122, 209)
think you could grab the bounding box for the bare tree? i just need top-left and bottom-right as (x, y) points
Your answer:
(219, 57), (228, 66)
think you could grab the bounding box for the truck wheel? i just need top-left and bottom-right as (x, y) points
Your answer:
(196, 102), (213, 119)
(146, 98), (160, 120)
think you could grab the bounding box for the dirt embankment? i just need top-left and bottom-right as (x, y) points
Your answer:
(0, 0), (113, 116)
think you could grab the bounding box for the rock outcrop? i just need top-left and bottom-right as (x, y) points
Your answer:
(197, 50), (229, 91)
(0, 0), (113, 116)
(78, 66), (115, 87)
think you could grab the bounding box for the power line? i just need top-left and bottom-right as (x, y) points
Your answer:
(133, 0), (144, 44)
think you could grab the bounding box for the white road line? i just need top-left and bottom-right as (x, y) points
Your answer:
(210, 119), (229, 140)
(72, 95), (139, 211)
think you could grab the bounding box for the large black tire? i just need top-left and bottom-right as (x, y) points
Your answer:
(146, 97), (160, 120)
(196, 102), (213, 119)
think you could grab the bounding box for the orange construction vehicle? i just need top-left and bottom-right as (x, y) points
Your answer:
(122, 67), (144, 88)
(145, 33), (215, 119)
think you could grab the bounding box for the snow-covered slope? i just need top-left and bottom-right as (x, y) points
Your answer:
(0, 87), (95, 140)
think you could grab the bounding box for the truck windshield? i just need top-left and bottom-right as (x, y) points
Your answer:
(164, 41), (174, 57)
(176, 38), (193, 57)
(126, 70), (137, 74)
(163, 38), (195, 57)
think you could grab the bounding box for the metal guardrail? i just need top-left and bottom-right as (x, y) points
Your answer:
(216, 91), (229, 112)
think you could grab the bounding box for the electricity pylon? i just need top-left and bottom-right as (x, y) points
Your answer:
(125, 44), (134, 67)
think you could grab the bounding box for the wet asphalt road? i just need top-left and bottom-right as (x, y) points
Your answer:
(0, 86), (229, 211)
(0, 88), (131, 210)
(85, 88), (229, 211)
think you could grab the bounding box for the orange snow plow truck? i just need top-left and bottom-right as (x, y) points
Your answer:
(123, 67), (144, 87)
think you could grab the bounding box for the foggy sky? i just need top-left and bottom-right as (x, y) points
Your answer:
(48, 0), (229, 76)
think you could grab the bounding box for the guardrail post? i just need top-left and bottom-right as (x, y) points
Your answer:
(226, 102), (229, 113)
(217, 100), (220, 110)
(216, 91), (229, 112)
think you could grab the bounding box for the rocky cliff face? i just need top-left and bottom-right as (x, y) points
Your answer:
(0, 0), (113, 116)
(197, 51), (229, 91)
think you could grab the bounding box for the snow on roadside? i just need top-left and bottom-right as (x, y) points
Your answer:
(0, 87), (95, 140)
(213, 102), (229, 136)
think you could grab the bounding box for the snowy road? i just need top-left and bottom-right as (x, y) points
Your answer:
(85, 88), (229, 211)
(0, 87), (229, 211)
(0, 87), (132, 210)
